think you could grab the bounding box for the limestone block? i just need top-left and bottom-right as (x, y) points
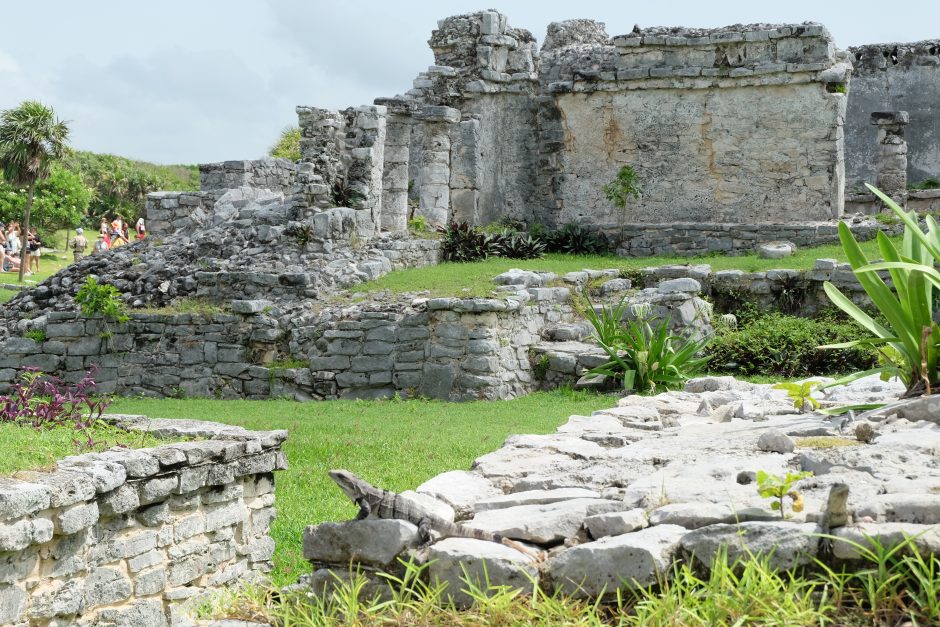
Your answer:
(0, 479), (51, 521)
(466, 498), (623, 544)
(648, 502), (737, 529)
(680, 522), (819, 570)
(584, 509), (650, 539)
(832, 523), (940, 560)
(473, 488), (600, 512)
(303, 519), (420, 567)
(429, 538), (539, 608)
(757, 429), (796, 453)
(550, 524), (687, 598)
(55, 501), (99, 535)
(83, 566), (132, 607)
(757, 241), (797, 258)
(417, 471), (502, 519)
(854, 494), (940, 525)
(0, 518), (54, 551)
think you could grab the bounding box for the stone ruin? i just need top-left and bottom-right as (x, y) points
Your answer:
(1, 10), (932, 402)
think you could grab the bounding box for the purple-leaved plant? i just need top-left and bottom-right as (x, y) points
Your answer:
(0, 366), (112, 451)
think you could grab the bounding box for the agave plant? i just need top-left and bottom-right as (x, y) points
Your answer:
(493, 231), (546, 260)
(821, 185), (940, 396)
(579, 295), (710, 393)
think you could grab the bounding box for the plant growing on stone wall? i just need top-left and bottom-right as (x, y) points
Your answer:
(287, 223), (315, 247)
(75, 276), (129, 323)
(0, 367), (111, 451)
(756, 470), (812, 519)
(821, 185), (940, 396)
(603, 165), (641, 244)
(330, 177), (364, 208)
(579, 295), (710, 393)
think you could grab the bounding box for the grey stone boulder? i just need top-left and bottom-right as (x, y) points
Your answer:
(230, 299), (273, 314)
(832, 522), (940, 560)
(657, 278), (701, 294)
(0, 479), (51, 521)
(493, 269), (544, 287)
(757, 241), (796, 259)
(854, 493), (940, 525)
(398, 490), (455, 525)
(465, 498), (623, 544)
(303, 519), (420, 567)
(648, 502), (738, 529)
(417, 471), (502, 520)
(680, 522), (820, 570)
(549, 524), (687, 598)
(757, 429), (796, 454)
(428, 538), (539, 608)
(584, 509), (649, 539)
(473, 488), (600, 512)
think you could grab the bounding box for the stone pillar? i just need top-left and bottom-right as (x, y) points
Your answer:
(414, 106), (460, 227)
(871, 111), (909, 207)
(450, 119), (483, 225)
(347, 105), (387, 237)
(375, 98), (415, 232)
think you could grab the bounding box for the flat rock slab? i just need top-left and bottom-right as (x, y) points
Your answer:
(466, 498), (623, 544)
(855, 493), (940, 524)
(417, 471), (501, 519)
(428, 538), (538, 608)
(648, 502), (738, 529)
(584, 509), (649, 539)
(473, 488), (599, 512)
(832, 523), (940, 561)
(303, 519), (419, 567)
(680, 521), (820, 570)
(550, 524), (687, 598)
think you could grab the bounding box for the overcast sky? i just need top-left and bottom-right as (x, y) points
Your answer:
(1, 1), (936, 165)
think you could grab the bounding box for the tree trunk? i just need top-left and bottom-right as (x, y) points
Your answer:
(18, 181), (35, 282)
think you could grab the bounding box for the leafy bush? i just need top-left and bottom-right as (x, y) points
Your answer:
(823, 185), (940, 396)
(909, 177), (940, 191)
(581, 297), (710, 393)
(268, 126), (301, 162)
(63, 151), (197, 223)
(440, 222), (496, 262)
(756, 470), (812, 518)
(75, 276), (129, 323)
(0, 165), (89, 235)
(708, 312), (877, 378)
(0, 367), (110, 450)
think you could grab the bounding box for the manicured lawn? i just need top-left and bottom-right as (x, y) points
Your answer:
(108, 390), (615, 586)
(357, 236), (897, 298)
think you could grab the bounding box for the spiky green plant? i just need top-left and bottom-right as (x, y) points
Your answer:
(0, 101), (70, 281)
(821, 184), (940, 396)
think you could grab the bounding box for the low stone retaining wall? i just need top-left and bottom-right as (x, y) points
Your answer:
(199, 158), (297, 196)
(0, 414), (287, 626)
(845, 188), (940, 215)
(610, 220), (881, 257)
(294, 282), (574, 401)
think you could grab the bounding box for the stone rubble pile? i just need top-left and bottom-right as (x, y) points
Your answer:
(302, 374), (940, 602)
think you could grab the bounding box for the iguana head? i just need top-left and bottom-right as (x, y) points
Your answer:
(329, 469), (365, 501)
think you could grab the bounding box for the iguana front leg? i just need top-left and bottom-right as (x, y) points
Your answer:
(354, 497), (372, 520)
(416, 518), (433, 545)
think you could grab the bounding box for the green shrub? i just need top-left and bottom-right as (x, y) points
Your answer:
(74, 276), (128, 323)
(708, 313), (877, 377)
(823, 185), (940, 396)
(24, 329), (46, 343)
(268, 126), (300, 162)
(440, 222), (495, 263)
(580, 297), (710, 393)
(490, 230), (545, 260)
(543, 223), (611, 255)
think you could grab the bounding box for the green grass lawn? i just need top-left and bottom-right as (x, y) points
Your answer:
(357, 236), (896, 298)
(109, 390), (615, 585)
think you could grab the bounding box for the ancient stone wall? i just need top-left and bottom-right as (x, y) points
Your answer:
(295, 286), (572, 401)
(405, 14), (850, 232)
(199, 158), (297, 195)
(0, 415), (286, 626)
(845, 40), (940, 189)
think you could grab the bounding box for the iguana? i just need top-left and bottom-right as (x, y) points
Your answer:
(329, 469), (542, 560)
(817, 483), (850, 558)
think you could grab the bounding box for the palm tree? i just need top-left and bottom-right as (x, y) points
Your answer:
(0, 101), (70, 281)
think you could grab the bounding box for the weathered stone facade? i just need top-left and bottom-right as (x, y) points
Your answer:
(845, 40), (940, 189)
(0, 415), (287, 626)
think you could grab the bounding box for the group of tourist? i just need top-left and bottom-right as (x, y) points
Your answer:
(70, 216), (146, 262)
(0, 215), (147, 273)
(0, 220), (43, 275)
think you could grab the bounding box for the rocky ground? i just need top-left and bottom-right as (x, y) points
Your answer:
(303, 374), (940, 601)
(0, 188), (427, 337)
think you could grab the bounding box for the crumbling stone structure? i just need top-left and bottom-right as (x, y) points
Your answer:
(871, 111), (909, 206)
(845, 40), (940, 190)
(0, 415), (287, 626)
(287, 12), (852, 255)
